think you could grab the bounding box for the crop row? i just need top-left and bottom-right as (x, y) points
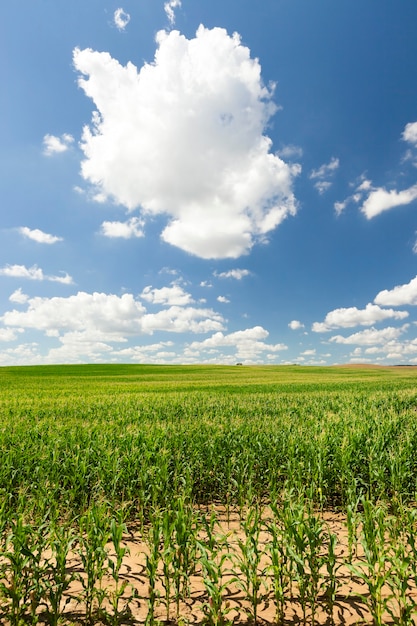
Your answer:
(1, 494), (417, 625)
(1, 389), (417, 522)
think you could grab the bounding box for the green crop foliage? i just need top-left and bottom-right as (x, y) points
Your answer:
(0, 364), (416, 623)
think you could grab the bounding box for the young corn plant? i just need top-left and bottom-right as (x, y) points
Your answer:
(160, 505), (175, 622)
(144, 508), (162, 626)
(386, 530), (416, 626)
(233, 505), (268, 625)
(322, 529), (340, 626)
(171, 497), (199, 617)
(285, 498), (326, 626)
(106, 515), (132, 626)
(0, 515), (49, 626)
(43, 521), (76, 626)
(197, 510), (236, 626)
(76, 504), (110, 625)
(349, 498), (393, 626)
(266, 508), (292, 625)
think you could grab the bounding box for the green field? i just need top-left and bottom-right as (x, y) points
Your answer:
(1, 363), (417, 519)
(1, 364), (417, 624)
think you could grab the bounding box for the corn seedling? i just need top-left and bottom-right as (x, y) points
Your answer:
(349, 498), (393, 626)
(233, 505), (268, 625)
(76, 504), (110, 624)
(197, 510), (236, 626)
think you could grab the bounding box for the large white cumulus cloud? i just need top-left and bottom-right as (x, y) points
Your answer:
(73, 26), (300, 259)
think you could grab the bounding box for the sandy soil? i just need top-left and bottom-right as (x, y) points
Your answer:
(50, 507), (415, 626)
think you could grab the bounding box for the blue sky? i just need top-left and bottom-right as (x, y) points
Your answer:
(2, 0), (417, 365)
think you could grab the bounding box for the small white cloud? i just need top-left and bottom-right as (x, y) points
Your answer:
(357, 179), (372, 191)
(18, 227), (63, 244)
(164, 0), (181, 25)
(9, 288), (29, 304)
(334, 200), (347, 216)
(114, 8), (130, 31)
(200, 281), (213, 288)
(288, 320), (304, 330)
(310, 157), (340, 180)
(314, 181), (332, 195)
(217, 295), (230, 303)
(301, 349), (316, 356)
(140, 282), (194, 306)
(215, 269), (251, 280)
(0, 264), (73, 284)
(360, 184), (417, 219)
(310, 157), (339, 194)
(312, 303), (408, 332)
(402, 121), (417, 146)
(334, 175), (371, 215)
(100, 217), (144, 239)
(43, 133), (74, 156)
(374, 275), (417, 306)
(276, 144), (303, 160)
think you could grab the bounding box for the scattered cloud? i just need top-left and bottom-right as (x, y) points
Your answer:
(187, 326), (287, 363)
(312, 303), (408, 332)
(1, 291), (225, 341)
(114, 8), (130, 31)
(310, 157), (339, 194)
(217, 295), (230, 303)
(334, 175), (372, 215)
(276, 144), (303, 160)
(288, 320), (304, 330)
(214, 269), (251, 280)
(329, 325), (408, 346)
(402, 121), (417, 146)
(9, 289), (29, 304)
(374, 275), (417, 306)
(164, 0), (181, 25)
(73, 25), (300, 259)
(18, 227), (63, 244)
(0, 264), (73, 284)
(314, 181), (332, 195)
(140, 282), (194, 306)
(100, 217), (144, 239)
(310, 157), (339, 180)
(43, 133), (74, 156)
(360, 184), (417, 219)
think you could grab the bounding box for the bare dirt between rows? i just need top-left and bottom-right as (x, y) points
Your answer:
(42, 508), (414, 626)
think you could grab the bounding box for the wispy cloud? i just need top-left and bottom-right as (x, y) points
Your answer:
(113, 8), (130, 31)
(164, 0), (181, 25)
(214, 269), (251, 280)
(42, 133), (74, 156)
(0, 264), (73, 284)
(310, 157), (339, 194)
